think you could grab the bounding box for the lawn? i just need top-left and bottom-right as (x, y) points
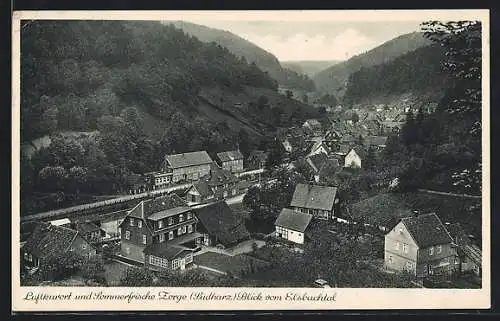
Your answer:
(194, 252), (269, 277)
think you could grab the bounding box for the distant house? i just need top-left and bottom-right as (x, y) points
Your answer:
(343, 148), (362, 168)
(22, 222), (97, 270)
(307, 140), (332, 157)
(302, 119), (324, 136)
(203, 163), (240, 199)
(246, 150), (269, 170)
(323, 129), (342, 143)
(146, 171), (174, 190)
(194, 201), (250, 248)
(384, 213), (458, 277)
(72, 221), (105, 245)
(126, 173), (148, 194)
(290, 183), (340, 220)
(185, 181), (215, 205)
(275, 208), (313, 245)
(446, 223), (482, 276)
(365, 136), (388, 151)
(119, 194), (198, 271)
(216, 150), (244, 173)
(162, 151), (213, 183)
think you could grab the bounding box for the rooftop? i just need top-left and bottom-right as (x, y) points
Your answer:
(290, 183), (338, 211)
(165, 151), (213, 169)
(23, 222), (79, 259)
(275, 208), (313, 232)
(217, 150), (244, 162)
(401, 213), (454, 248)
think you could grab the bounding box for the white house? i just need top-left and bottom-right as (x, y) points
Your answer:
(344, 149), (362, 168)
(274, 208), (313, 245)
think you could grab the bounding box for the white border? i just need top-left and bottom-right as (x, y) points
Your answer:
(11, 9), (491, 311)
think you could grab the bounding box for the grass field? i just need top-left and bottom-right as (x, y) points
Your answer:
(194, 252), (268, 277)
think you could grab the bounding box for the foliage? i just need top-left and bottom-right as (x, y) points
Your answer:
(81, 257), (106, 284)
(39, 251), (85, 281)
(119, 267), (155, 286)
(156, 269), (211, 286)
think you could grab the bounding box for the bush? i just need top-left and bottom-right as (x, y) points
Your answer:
(81, 256), (105, 284)
(39, 251), (85, 281)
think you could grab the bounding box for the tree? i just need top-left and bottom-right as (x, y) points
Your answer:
(81, 256), (106, 284)
(37, 166), (67, 192)
(119, 267), (155, 286)
(265, 139), (285, 169)
(39, 251), (85, 281)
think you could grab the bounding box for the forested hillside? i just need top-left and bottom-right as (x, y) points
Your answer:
(313, 32), (432, 96)
(166, 21), (316, 91)
(281, 60), (339, 77)
(343, 44), (451, 106)
(20, 20), (320, 213)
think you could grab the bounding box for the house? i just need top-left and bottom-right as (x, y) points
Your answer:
(323, 129), (342, 144)
(306, 153), (329, 174)
(274, 208), (313, 245)
(119, 194), (199, 270)
(302, 119), (324, 136)
(72, 220), (106, 245)
(194, 201), (250, 248)
(344, 148), (362, 168)
(143, 244), (194, 272)
(445, 223), (482, 276)
(290, 183), (340, 220)
(162, 151), (213, 183)
(246, 150), (269, 170)
(22, 222), (97, 271)
(146, 171), (173, 190)
(307, 140), (332, 157)
(365, 136), (388, 151)
(384, 213), (458, 278)
(216, 150), (244, 173)
(126, 173), (148, 194)
(202, 163), (240, 199)
(185, 181), (215, 205)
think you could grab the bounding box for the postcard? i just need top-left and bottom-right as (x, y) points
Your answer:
(12, 9), (490, 311)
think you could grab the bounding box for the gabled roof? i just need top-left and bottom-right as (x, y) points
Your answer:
(290, 183), (338, 211)
(194, 201), (250, 246)
(147, 206), (192, 221)
(309, 140), (331, 156)
(23, 222), (80, 259)
(307, 153), (328, 173)
(217, 150), (244, 162)
(401, 213), (453, 248)
(165, 151), (213, 169)
(275, 208), (313, 232)
(247, 150), (268, 161)
(190, 181), (215, 198)
(366, 136), (388, 147)
(128, 194), (188, 220)
(143, 244), (193, 259)
(202, 164), (239, 186)
(349, 193), (412, 228)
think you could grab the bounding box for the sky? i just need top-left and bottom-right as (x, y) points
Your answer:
(174, 20), (422, 61)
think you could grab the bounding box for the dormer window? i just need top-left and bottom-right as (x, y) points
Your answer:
(158, 220), (163, 229)
(179, 214), (184, 222)
(168, 217), (174, 226)
(187, 212), (192, 220)
(129, 218), (134, 226)
(437, 245), (442, 254)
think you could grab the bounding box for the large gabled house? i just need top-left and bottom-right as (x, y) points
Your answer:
(203, 163), (240, 199)
(119, 194), (198, 270)
(22, 222), (97, 272)
(384, 213), (458, 278)
(290, 183), (340, 220)
(162, 151), (213, 183)
(216, 150), (244, 173)
(185, 180), (216, 206)
(275, 208), (313, 245)
(194, 201), (250, 248)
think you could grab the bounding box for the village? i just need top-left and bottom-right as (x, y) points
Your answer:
(19, 99), (482, 289)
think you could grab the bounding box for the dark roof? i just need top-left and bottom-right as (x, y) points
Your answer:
(129, 194), (187, 220)
(349, 193), (413, 228)
(366, 136), (388, 147)
(217, 150), (243, 162)
(307, 153), (328, 173)
(143, 244), (193, 259)
(190, 181), (214, 198)
(290, 183), (338, 211)
(194, 201), (250, 246)
(275, 208), (313, 232)
(23, 222), (79, 259)
(148, 206), (192, 221)
(202, 164), (239, 186)
(401, 213), (453, 248)
(165, 151), (213, 169)
(74, 221), (101, 234)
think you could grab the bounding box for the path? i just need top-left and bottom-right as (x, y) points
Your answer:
(417, 189), (481, 200)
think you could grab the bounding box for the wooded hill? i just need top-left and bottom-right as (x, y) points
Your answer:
(313, 32), (432, 97)
(281, 60), (340, 77)
(166, 21), (316, 92)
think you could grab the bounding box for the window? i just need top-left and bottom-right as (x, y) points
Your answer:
(179, 214), (184, 222)
(223, 191), (228, 198)
(403, 244), (409, 253)
(178, 227), (182, 236)
(188, 225), (193, 233)
(187, 212), (192, 220)
(168, 217), (174, 226)
(437, 245), (442, 254)
(191, 195), (196, 202)
(138, 220), (142, 228)
(159, 234), (165, 243)
(185, 253), (193, 263)
(158, 220), (163, 229)
(406, 261), (413, 270)
(168, 231), (174, 240)
(125, 231), (131, 240)
(149, 255), (169, 268)
(398, 228), (403, 234)
(182, 225), (187, 234)
(395, 242), (400, 251)
(28, 254), (33, 262)
(429, 247), (434, 256)
(172, 259), (180, 270)
(129, 218), (134, 226)
(142, 235), (147, 245)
